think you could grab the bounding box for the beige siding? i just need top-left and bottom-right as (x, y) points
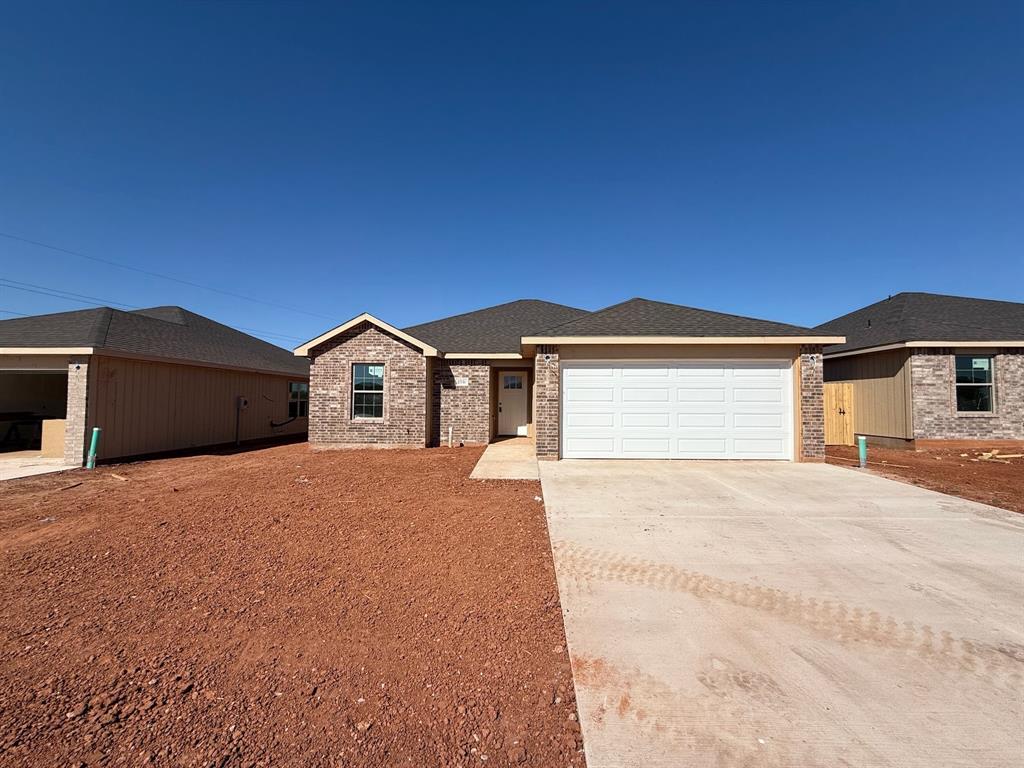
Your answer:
(87, 355), (308, 460)
(823, 349), (913, 439)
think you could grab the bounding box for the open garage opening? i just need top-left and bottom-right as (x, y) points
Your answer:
(0, 371), (68, 457)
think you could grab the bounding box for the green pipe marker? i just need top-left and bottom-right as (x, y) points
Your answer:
(856, 435), (867, 468)
(86, 427), (102, 469)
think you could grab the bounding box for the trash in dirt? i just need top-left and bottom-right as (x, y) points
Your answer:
(110, 473), (130, 482)
(40, 516), (57, 523)
(295, 476), (310, 483)
(534, 496), (543, 502)
(58, 482), (83, 491)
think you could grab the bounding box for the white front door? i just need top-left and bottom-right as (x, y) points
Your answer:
(561, 360), (793, 459)
(498, 371), (528, 436)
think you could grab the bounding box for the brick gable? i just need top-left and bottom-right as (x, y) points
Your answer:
(308, 322), (427, 447)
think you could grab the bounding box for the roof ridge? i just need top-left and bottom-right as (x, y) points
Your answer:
(536, 297), (636, 334)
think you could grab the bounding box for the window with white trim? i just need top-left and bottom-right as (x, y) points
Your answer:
(954, 355), (994, 412)
(288, 382), (309, 417)
(353, 363), (385, 418)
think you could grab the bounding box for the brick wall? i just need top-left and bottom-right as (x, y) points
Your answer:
(432, 360), (490, 445)
(308, 323), (427, 447)
(910, 349), (1024, 440)
(534, 345), (560, 458)
(64, 357), (90, 465)
(799, 346), (825, 460)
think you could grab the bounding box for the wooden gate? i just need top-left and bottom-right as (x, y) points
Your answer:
(824, 382), (854, 446)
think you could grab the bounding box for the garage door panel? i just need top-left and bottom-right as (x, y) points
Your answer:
(734, 438), (786, 455)
(565, 412), (615, 427)
(733, 387), (784, 403)
(677, 388), (727, 402)
(677, 438), (728, 454)
(622, 388), (670, 402)
(677, 413), (727, 427)
(734, 412), (785, 428)
(566, 387), (615, 402)
(561, 360), (793, 460)
(621, 412), (671, 427)
(565, 437), (616, 454)
(563, 367), (616, 379)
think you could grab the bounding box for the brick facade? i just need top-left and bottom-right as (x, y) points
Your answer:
(308, 322), (427, 447)
(432, 360), (491, 446)
(534, 345), (560, 458)
(910, 349), (1024, 440)
(64, 357), (90, 465)
(799, 345), (825, 460)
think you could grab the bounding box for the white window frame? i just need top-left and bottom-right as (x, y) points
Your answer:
(352, 363), (385, 419)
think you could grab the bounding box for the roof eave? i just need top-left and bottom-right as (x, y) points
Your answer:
(441, 352), (523, 359)
(0, 346), (95, 355)
(520, 335), (846, 345)
(824, 340), (1024, 359)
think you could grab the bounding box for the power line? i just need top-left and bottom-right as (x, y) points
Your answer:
(0, 278), (137, 309)
(0, 279), (305, 343)
(0, 308), (29, 317)
(0, 231), (336, 321)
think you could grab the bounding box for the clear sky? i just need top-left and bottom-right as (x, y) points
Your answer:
(1, 1), (1021, 348)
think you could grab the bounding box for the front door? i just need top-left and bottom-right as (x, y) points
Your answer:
(498, 371), (528, 436)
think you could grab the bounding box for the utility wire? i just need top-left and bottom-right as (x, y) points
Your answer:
(0, 279), (305, 343)
(0, 231), (336, 321)
(0, 278), (137, 309)
(0, 308), (29, 316)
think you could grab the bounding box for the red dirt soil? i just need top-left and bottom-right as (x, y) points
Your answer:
(826, 444), (1024, 514)
(0, 444), (585, 767)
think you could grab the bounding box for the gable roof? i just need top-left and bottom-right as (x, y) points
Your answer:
(294, 312), (439, 357)
(403, 299), (589, 355)
(0, 306), (309, 376)
(525, 297), (838, 341)
(816, 292), (1024, 355)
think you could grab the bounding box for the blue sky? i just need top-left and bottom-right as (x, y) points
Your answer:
(1, 1), (1021, 347)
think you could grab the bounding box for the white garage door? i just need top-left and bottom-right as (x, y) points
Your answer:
(561, 360), (794, 459)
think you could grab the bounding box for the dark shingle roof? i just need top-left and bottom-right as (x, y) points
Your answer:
(403, 299), (589, 354)
(534, 297), (823, 337)
(0, 306), (308, 376)
(815, 292), (1024, 354)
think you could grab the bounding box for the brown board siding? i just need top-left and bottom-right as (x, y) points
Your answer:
(87, 355), (308, 460)
(823, 348), (913, 440)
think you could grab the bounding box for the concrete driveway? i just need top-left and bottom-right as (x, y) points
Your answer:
(539, 461), (1024, 768)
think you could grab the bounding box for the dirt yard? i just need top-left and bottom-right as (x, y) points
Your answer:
(0, 445), (584, 767)
(827, 444), (1024, 514)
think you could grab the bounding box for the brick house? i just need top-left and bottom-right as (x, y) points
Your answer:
(295, 298), (843, 461)
(817, 293), (1024, 446)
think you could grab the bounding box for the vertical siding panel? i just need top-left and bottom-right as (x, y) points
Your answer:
(85, 358), (306, 460)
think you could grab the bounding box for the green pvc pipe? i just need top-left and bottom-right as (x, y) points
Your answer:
(856, 435), (867, 468)
(86, 427), (102, 469)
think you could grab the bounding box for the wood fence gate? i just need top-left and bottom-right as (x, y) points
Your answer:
(824, 382), (854, 446)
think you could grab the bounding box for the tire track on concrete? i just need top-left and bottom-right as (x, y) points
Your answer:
(552, 542), (1024, 688)
(570, 654), (838, 768)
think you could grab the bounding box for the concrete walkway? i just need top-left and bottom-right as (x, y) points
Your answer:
(0, 454), (79, 481)
(540, 460), (1024, 768)
(469, 437), (539, 480)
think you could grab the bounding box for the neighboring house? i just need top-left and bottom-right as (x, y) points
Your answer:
(294, 298), (843, 461)
(816, 292), (1024, 446)
(0, 306), (310, 465)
